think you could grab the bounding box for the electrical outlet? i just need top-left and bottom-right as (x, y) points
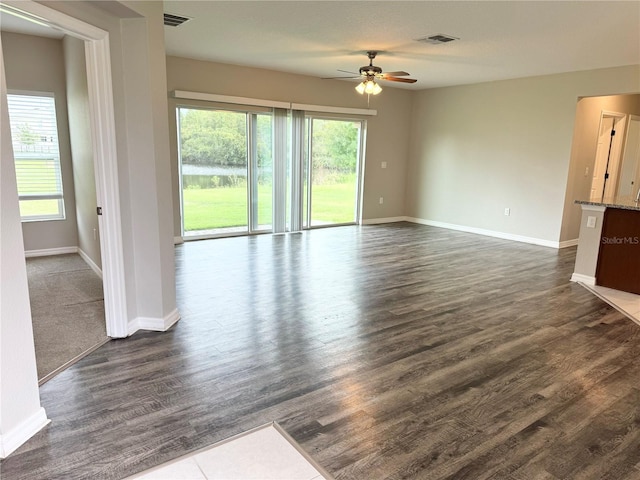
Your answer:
(381, 161), (387, 169)
(586, 216), (597, 228)
(504, 207), (510, 216)
(585, 166), (589, 176)
(379, 197), (384, 204)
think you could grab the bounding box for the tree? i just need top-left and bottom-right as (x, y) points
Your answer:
(312, 119), (359, 173)
(17, 123), (39, 147)
(179, 109), (247, 166)
(178, 110), (360, 180)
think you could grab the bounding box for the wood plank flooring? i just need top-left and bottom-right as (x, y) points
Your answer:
(3, 223), (640, 479)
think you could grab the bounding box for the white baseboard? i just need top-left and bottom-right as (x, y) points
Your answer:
(24, 246), (77, 258)
(128, 308), (181, 335)
(361, 216), (408, 225)
(0, 407), (50, 459)
(405, 217), (561, 249)
(571, 273), (596, 285)
(78, 248), (103, 280)
(559, 238), (579, 248)
(174, 236), (184, 245)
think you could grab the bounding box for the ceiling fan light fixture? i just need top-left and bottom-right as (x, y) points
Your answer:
(357, 79), (381, 96)
(364, 80), (376, 94)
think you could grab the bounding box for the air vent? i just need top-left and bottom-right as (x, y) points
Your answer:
(164, 13), (191, 27)
(415, 34), (459, 45)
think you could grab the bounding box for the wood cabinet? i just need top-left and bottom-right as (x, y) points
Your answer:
(596, 208), (640, 294)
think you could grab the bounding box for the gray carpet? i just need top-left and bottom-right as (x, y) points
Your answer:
(26, 254), (108, 382)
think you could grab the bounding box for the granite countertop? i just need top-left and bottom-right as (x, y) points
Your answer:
(576, 195), (640, 211)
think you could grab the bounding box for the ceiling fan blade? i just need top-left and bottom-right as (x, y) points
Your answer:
(338, 69), (360, 75)
(322, 75), (360, 80)
(382, 71), (410, 77)
(381, 77), (417, 84)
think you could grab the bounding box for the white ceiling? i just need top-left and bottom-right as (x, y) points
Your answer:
(163, 0), (640, 90)
(1, 1), (638, 91)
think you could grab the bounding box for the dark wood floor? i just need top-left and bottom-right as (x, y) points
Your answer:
(3, 223), (640, 479)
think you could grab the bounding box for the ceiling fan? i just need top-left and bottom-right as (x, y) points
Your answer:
(325, 51), (417, 95)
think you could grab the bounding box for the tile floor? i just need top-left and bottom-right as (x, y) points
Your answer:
(127, 423), (331, 480)
(583, 284), (640, 324)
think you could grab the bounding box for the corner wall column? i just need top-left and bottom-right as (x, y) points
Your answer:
(571, 204), (606, 285)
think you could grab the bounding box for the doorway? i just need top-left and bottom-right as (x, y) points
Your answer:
(3, 73), (108, 382)
(590, 111), (626, 202)
(0, 1), (128, 339)
(1, 0), (127, 379)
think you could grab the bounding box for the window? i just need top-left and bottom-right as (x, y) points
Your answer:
(177, 106), (273, 236)
(7, 93), (65, 221)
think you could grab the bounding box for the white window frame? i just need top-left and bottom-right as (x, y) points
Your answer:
(7, 90), (65, 222)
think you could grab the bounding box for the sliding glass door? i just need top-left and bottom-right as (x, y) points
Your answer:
(304, 117), (363, 228)
(177, 106), (365, 238)
(177, 107), (272, 236)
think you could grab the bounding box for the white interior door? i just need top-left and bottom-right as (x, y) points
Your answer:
(590, 113), (626, 202)
(617, 115), (640, 198)
(591, 116), (614, 201)
(603, 115), (626, 199)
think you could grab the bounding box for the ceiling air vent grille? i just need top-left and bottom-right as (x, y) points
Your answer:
(164, 13), (191, 27)
(415, 34), (459, 45)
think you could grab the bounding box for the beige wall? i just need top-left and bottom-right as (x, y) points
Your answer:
(0, 34), (45, 458)
(407, 65), (640, 245)
(63, 35), (101, 270)
(1, 0), (178, 455)
(165, 56), (413, 236)
(120, 3), (176, 317)
(1, 32), (78, 252)
(561, 94), (640, 241)
(34, 0), (177, 326)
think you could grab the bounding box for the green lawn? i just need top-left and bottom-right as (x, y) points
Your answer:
(182, 186), (270, 230)
(19, 199), (60, 217)
(14, 158), (59, 193)
(14, 159), (63, 218)
(183, 182), (356, 231)
(309, 182), (357, 225)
